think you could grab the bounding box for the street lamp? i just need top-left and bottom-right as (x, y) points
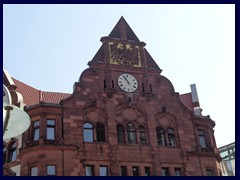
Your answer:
(3, 84), (30, 141)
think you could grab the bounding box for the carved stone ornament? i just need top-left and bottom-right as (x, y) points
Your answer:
(109, 42), (141, 67)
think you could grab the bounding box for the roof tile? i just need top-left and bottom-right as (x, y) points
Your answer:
(12, 78), (70, 107)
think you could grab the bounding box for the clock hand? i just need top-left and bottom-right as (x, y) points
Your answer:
(123, 75), (130, 85)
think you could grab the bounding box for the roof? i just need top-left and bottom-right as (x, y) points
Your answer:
(12, 78), (70, 107)
(91, 17), (161, 72)
(108, 16), (140, 42)
(179, 93), (194, 111)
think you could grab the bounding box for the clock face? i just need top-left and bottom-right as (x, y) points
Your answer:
(118, 73), (138, 93)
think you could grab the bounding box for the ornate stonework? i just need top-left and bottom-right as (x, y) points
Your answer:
(109, 42), (141, 67)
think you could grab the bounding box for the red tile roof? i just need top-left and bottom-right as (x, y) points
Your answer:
(12, 78), (70, 107)
(179, 93), (194, 111)
(12, 78), (194, 111)
(42, 91), (70, 104)
(12, 78), (40, 106)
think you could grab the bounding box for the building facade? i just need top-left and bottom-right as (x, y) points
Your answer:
(3, 17), (221, 176)
(219, 142), (235, 176)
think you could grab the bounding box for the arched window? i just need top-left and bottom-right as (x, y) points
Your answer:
(96, 123), (105, 142)
(117, 124), (125, 144)
(138, 126), (147, 144)
(83, 123), (93, 142)
(167, 128), (176, 147)
(127, 123), (136, 144)
(156, 127), (165, 146)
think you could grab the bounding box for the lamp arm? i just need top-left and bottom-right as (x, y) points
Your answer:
(3, 106), (13, 136)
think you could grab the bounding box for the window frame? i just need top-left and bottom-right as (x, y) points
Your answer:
(198, 129), (207, 148)
(132, 166), (139, 176)
(83, 123), (94, 142)
(162, 167), (170, 176)
(99, 165), (108, 176)
(30, 166), (38, 176)
(174, 168), (182, 176)
(156, 127), (165, 146)
(117, 124), (125, 144)
(47, 165), (56, 176)
(206, 168), (214, 176)
(8, 141), (17, 162)
(85, 165), (95, 176)
(120, 166), (127, 176)
(127, 123), (136, 144)
(167, 128), (177, 147)
(33, 120), (40, 141)
(5, 139), (18, 163)
(96, 123), (106, 143)
(138, 126), (147, 144)
(144, 166), (151, 176)
(46, 119), (56, 140)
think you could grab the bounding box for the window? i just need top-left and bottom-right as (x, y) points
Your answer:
(30, 166), (38, 176)
(84, 123), (93, 142)
(174, 168), (181, 176)
(8, 141), (17, 162)
(167, 128), (176, 146)
(220, 151), (229, 160)
(3, 139), (18, 163)
(47, 165), (56, 176)
(156, 127), (165, 146)
(144, 167), (151, 176)
(229, 148), (235, 159)
(198, 130), (206, 148)
(33, 121), (40, 141)
(139, 126), (147, 144)
(99, 166), (108, 176)
(96, 123), (105, 142)
(120, 166), (127, 176)
(220, 145), (235, 160)
(86, 165), (94, 176)
(127, 123), (136, 144)
(162, 167), (169, 176)
(206, 169), (214, 176)
(47, 120), (55, 140)
(132, 166), (139, 176)
(117, 124), (125, 144)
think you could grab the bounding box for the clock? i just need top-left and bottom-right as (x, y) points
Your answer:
(118, 73), (138, 92)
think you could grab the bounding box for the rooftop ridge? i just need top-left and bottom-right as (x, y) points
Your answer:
(12, 77), (39, 91)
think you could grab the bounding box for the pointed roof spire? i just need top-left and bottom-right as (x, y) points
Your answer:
(119, 17), (127, 40)
(108, 16), (140, 42)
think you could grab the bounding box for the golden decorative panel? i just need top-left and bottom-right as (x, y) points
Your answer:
(109, 42), (141, 67)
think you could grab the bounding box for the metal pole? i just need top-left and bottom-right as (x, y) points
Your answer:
(3, 106), (13, 136)
(3, 85), (13, 137)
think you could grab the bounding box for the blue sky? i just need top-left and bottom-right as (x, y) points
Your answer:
(3, 4), (235, 147)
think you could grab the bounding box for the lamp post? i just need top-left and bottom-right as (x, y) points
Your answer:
(3, 84), (30, 141)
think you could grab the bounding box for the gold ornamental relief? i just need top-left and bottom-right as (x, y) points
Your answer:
(109, 42), (141, 67)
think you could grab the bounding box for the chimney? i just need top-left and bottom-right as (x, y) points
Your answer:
(190, 84), (202, 116)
